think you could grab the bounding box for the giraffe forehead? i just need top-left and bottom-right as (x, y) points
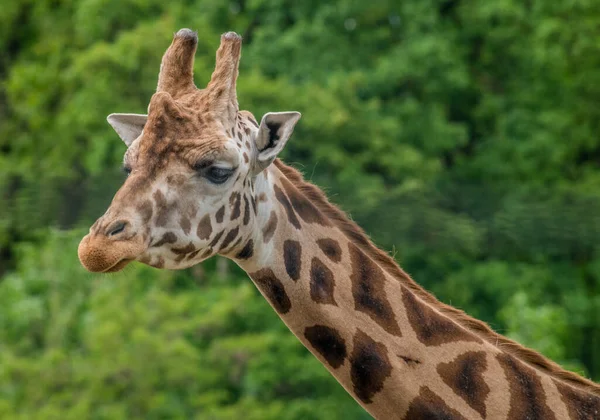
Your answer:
(131, 130), (234, 180)
(135, 96), (241, 166)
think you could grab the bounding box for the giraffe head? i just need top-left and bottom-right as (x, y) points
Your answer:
(78, 29), (300, 272)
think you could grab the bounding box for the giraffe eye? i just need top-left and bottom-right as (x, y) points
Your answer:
(205, 166), (234, 184)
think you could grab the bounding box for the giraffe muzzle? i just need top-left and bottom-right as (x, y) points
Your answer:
(78, 217), (146, 273)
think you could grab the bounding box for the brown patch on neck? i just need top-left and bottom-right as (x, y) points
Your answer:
(349, 329), (392, 404)
(279, 176), (331, 226)
(403, 386), (467, 420)
(273, 184), (301, 229)
(497, 353), (556, 420)
(316, 238), (342, 263)
(249, 268), (292, 314)
(554, 379), (600, 420)
(309, 257), (337, 305)
(262, 210), (278, 243)
(304, 325), (347, 369)
(283, 240), (302, 281)
(437, 351), (490, 417)
(348, 243), (402, 337)
(402, 287), (481, 346)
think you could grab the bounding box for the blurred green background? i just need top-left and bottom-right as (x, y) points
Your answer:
(1, 1), (600, 419)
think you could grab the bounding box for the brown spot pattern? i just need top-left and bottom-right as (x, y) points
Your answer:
(274, 184), (301, 229)
(186, 249), (201, 260)
(310, 257), (337, 305)
(437, 351), (489, 418)
(404, 386), (467, 420)
(179, 215), (191, 235)
(152, 231), (177, 247)
(236, 239), (254, 259)
(283, 240), (302, 281)
(228, 236), (243, 252)
(262, 211), (278, 243)
(137, 200), (153, 224)
(348, 243), (402, 336)
(304, 325), (347, 369)
(220, 227), (239, 250)
(249, 268), (291, 314)
(215, 206), (225, 223)
(554, 380), (600, 420)
(402, 288), (481, 346)
(230, 192), (241, 220)
(316, 238), (342, 263)
(243, 195), (250, 225)
(208, 230), (225, 247)
(280, 177), (331, 226)
(171, 242), (195, 255)
(497, 353), (556, 420)
(153, 190), (173, 227)
(196, 215), (212, 240)
(350, 330), (392, 404)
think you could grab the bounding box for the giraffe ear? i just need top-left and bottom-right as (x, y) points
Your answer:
(254, 111), (301, 173)
(107, 113), (148, 147)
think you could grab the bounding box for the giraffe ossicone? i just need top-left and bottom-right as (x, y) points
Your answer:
(78, 29), (600, 419)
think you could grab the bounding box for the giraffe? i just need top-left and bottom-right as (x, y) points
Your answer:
(77, 29), (600, 419)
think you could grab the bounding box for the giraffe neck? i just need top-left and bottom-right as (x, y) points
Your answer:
(232, 160), (600, 419)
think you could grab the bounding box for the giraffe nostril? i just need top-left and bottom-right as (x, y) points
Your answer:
(106, 220), (128, 237)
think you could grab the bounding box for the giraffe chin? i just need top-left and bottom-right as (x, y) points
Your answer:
(102, 259), (133, 273)
(77, 233), (145, 273)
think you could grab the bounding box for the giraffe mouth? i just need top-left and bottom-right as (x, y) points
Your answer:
(78, 231), (146, 273)
(102, 258), (134, 273)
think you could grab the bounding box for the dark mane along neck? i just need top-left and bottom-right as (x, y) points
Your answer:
(273, 159), (600, 397)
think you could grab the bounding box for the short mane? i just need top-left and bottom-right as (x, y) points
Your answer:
(274, 159), (600, 397)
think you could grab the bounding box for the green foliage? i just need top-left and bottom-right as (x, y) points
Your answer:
(1, 0), (600, 417)
(0, 231), (367, 419)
